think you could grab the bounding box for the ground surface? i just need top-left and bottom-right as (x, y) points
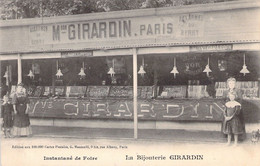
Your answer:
(1, 126), (260, 166)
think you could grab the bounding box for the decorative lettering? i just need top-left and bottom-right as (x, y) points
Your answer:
(64, 102), (79, 116)
(114, 102), (132, 117)
(163, 104), (184, 118)
(138, 103), (156, 118)
(53, 25), (60, 41)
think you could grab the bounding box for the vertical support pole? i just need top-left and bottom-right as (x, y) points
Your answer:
(133, 48), (138, 139)
(52, 60), (56, 95)
(153, 57), (158, 98)
(17, 53), (22, 84)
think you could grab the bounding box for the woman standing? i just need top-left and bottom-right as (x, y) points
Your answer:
(12, 83), (32, 137)
(222, 77), (246, 145)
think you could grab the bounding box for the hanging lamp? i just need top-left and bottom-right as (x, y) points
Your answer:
(27, 70), (34, 79)
(203, 56), (212, 77)
(56, 60), (63, 78)
(78, 61), (86, 79)
(107, 58), (115, 77)
(240, 53), (250, 76)
(170, 57), (179, 78)
(138, 57), (146, 77)
(3, 67), (10, 86)
(27, 62), (35, 79)
(3, 70), (8, 78)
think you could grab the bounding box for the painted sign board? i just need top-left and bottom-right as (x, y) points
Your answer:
(29, 13), (204, 46)
(27, 98), (260, 123)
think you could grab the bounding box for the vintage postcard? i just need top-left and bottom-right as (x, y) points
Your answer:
(1, 0), (260, 165)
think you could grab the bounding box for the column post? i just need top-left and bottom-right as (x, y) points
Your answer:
(17, 53), (22, 84)
(133, 48), (138, 139)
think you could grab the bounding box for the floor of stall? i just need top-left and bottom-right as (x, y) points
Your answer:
(30, 126), (253, 144)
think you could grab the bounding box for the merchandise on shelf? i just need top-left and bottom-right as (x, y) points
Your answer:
(87, 86), (110, 98)
(138, 86), (154, 99)
(215, 81), (259, 98)
(42, 86), (51, 97)
(109, 86), (133, 98)
(54, 86), (66, 96)
(187, 85), (209, 99)
(66, 86), (87, 97)
(158, 86), (187, 98)
(33, 86), (44, 97)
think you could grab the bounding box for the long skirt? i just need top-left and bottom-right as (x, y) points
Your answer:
(12, 113), (32, 136)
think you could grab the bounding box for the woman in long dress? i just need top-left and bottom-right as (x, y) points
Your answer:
(12, 83), (32, 137)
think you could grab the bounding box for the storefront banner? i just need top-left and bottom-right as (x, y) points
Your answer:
(61, 51), (93, 58)
(27, 98), (260, 122)
(28, 13), (204, 46)
(190, 45), (232, 52)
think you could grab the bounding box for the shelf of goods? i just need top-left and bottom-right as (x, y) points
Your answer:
(215, 81), (259, 98)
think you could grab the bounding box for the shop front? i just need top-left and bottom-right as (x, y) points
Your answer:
(1, 1), (260, 137)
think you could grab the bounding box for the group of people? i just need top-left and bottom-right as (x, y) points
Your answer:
(1, 78), (246, 145)
(1, 83), (32, 138)
(222, 77), (246, 146)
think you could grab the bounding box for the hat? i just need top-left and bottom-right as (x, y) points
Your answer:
(17, 82), (24, 87)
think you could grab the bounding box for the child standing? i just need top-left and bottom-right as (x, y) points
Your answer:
(222, 92), (244, 146)
(1, 93), (13, 138)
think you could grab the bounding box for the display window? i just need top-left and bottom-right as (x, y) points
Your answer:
(2, 51), (259, 99)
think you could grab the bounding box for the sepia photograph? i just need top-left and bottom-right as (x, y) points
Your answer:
(0, 0), (260, 165)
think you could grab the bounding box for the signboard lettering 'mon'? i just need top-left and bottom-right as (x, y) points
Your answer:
(29, 13), (204, 46)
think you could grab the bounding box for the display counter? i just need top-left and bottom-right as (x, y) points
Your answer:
(27, 97), (260, 123)
(1, 82), (255, 123)
(24, 84), (259, 123)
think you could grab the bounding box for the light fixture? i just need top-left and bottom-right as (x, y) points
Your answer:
(56, 60), (63, 78)
(27, 70), (34, 79)
(170, 57), (179, 78)
(138, 57), (146, 77)
(3, 71), (8, 78)
(107, 58), (115, 77)
(56, 69), (63, 78)
(27, 62), (35, 79)
(78, 61), (86, 79)
(3, 67), (10, 86)
(240, 53), (250, 76)
(203, 56), (212, 77)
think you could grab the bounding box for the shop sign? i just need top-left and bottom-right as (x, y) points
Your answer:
(181, 55), (203, 75)
(61, 51), (93, 58)
(27, 98), (259, 122)
(190, 45), (232, 52)
(233, 43), (260, 51)
(29, 13), (204, 46)
(27, 98), (224, 121)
